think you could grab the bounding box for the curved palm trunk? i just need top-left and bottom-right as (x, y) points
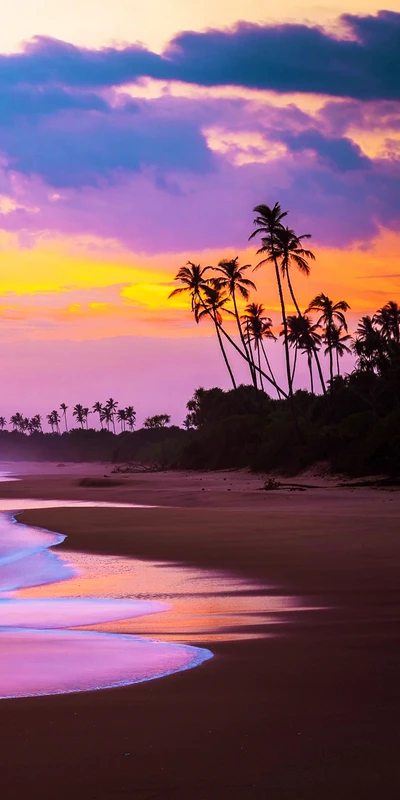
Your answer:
(233, 292), (257, 388)
(198, 296), (286, 396)
(246, 328), (258, 389)
(64, 414), (68, 433)
(336, 349), (340, 377)
(217, 320), (287, 397)
(260, 341), (282, 398)
(213, 315), (237, 389)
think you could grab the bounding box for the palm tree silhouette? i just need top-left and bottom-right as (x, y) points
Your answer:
(212, 257), (257, 386)
(283, 314), (322, 390)
(117, 408), (126, 432)
(10, 412), (24, 431)
(306, 294), (350, 389)
(374, 301), (400, 343)
(168, 262), (211, 311)
(0, 416), (6, 430)
(352, 316), (382, 372)
(60, 403), (68, 432)
(104, 398), (118, 433)
(241, 303), (278, 393)
(92, 401), (104, 429)
(124, 406), (136, 431)
(72, 404), (85, 429)
(327, 325), (352, 377)
(249, 202), (295, 397)
(196, 284), (237, 388)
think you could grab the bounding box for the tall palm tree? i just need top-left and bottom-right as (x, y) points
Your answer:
(327, 325), (352, 377)
(72, 404), (85, 429)
(10, 412), (24, 431)
(101, 407), (113, 431)
(47, 412), (56, 433)
(0, 416), (6, 430)
(352, 315), (382, 372)
(104, 398), (118, 433)
(168, 262), (211, 311)
(93, 401), (104, 429)
(374, 301), (400, 343)
(306, 294), (350, 389)
(249, 202), (295, 397)
(282, 315), (322, 392)
(212, 257), (257, 387)
(60, 403), (68, 432)
(196, 284), (237, 388)
(124, 406), (136, 431)
(241, 303), (278, 393)
(82, 407), (90, 429)
(50, 410), (61, 434)
(117, 408), (126, 432)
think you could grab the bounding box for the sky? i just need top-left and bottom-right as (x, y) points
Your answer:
(0, 1), (399, 426)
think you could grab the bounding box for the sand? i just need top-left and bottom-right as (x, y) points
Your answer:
(1, 463), (400, 798)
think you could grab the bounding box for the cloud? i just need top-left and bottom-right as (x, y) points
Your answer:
(0, 11), (399, 100)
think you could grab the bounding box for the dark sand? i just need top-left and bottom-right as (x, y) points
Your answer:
(1, 466), (400, 798)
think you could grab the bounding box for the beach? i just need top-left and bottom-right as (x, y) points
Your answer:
(1, 464), (399, 798)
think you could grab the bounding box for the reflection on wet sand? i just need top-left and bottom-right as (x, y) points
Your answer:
(21, 549), (312, 643)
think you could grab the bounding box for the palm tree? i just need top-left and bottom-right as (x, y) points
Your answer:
(327, 325), (352, 377)
(117, 408), (126, 432)
(47, 412), (56, 433)
(374, 301), (400, 343)
(93, 401), (104, 429)
(352, 315), (382, 372)
(82, 407), (90, 429)
(72, 404), (85, 429)
(306, 294), (350, 389)
(10, 412), (24, 431)
(196, 284), (237, 388)
(212, 257), (257, 386)
(249, 202), (295, 397)
(104, 398), (118, 433)
(60, 403), (68, 432)
(101, 407), (113, 431)
(49, 410), (61, 433)
(124, 406), (136, 431)
(168, 262), (211, 311)
(0, 416), (6, 430)
(283, 315), (323, 393)
(241, 303), (278, 393)
(29, 414), (42, 434)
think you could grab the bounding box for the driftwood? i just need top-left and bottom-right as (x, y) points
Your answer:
(111, 461), (164, 474)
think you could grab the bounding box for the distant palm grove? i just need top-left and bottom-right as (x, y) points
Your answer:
(1, 202), (399, 475)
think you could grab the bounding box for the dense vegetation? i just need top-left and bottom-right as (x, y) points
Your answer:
(1, 202), (398, 476)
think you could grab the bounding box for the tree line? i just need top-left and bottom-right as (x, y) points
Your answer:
(0, 400), (171, 434)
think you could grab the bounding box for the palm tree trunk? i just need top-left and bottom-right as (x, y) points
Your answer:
(308, 353), (314, 393)
(64, 414), (68, 433)
(247, 330), (258, 389)
(273, 256), (293, 397)
(260, 341), (282, 398)
(336, 349), (340, 376)
(233, 292), (257, 388)
(327, 329), (334, 390)
(198, 296), (286, 395)
(291, 346), (298, 384)
(213, 316), (237, 389)
(257, 343), (264, 391)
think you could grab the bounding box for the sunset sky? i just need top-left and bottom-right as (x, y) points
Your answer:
(0, 2), (399, 425)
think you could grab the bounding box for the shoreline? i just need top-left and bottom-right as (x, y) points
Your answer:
(1, 467), (400, 798)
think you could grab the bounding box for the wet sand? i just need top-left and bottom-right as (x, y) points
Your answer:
(1, 464), (400, 798)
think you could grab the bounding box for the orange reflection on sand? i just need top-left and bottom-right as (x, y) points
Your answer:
(20, 550), (310, 643)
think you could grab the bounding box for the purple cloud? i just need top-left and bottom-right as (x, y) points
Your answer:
(0, 12), (399, 99)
